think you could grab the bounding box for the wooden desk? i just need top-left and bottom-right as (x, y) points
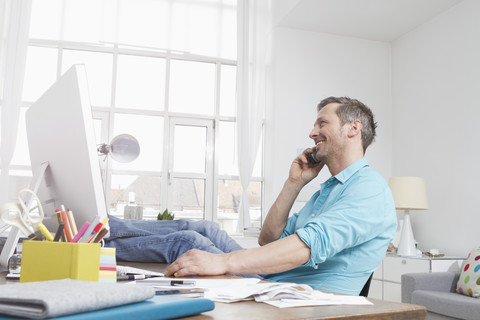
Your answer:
(119, 262), (426, 320)
(0, 262), (427, 320)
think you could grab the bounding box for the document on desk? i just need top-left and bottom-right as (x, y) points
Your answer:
(135, 277), (260, 289)
(263, 293), (373, 308)
(133, 278), (372, 308)
(207, 282), (373, 307)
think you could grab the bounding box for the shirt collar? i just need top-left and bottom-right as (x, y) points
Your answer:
(332, 158), (369, 184)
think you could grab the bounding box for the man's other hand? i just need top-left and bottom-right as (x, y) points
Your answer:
(165, 249), (229, 277)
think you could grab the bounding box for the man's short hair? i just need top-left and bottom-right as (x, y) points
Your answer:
(317, 96), (377, 153)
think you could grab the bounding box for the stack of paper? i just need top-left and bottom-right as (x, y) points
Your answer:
(207, 281), (373, 308)
(205, 281), (317, 302)
(133, 278), (373, 308)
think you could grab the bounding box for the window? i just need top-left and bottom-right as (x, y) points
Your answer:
(11, 0), (263, 234)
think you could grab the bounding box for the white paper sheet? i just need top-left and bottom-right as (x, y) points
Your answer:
(132, 277), (373, 308)
(135, 277), (260, 289)
(264, 295), (373, 308)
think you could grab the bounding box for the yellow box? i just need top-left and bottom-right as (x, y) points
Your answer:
(20, 240), (101, 282)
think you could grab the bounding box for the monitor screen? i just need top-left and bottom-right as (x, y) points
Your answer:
(25, 64), (109, 234)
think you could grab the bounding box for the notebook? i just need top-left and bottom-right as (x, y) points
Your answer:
(0, 296), (215, 320)
(0, 279), (214, 319)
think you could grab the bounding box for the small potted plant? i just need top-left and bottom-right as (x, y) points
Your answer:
(157, 209), (175, 220)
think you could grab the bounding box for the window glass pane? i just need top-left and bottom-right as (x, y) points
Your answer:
(110, 174), (162, 218)
(217, 179), (240, 217)
(174, 3), (217, 57)
(171, 178), (204, 220)
(117, 0), (169, 48)
(171, 1), (236, 59)
(6, 174), (32, 203)
(173, 125), (207, 174)
(63, 0), (115, 43)
(62, 50), (113, 107)
(217, 180), (262, 233)
(116, 55), (165, 110)
(23, 46), (58, 102)
(220, 4), (237, 60)
(30, 0), (115, 43)
(113, 114), (163, 172)
(219, 65), (236, 116)
(248, 181), (263, 227)
(218, 121), (238, 175)
(169, 60), (215, 115)
(29, 0), (63, 40)
(11, 109), (30, 166)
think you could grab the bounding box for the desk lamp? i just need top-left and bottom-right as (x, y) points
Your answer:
(389, 177), (429, 257)
(97, 134), (140, 163)
(97, 134), (140, 192)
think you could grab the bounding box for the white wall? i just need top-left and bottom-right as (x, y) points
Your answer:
(265, 28), (393, 213)
(392, 0), (480, 257)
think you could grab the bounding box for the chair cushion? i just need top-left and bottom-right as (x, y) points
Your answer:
(456, 246), (480, 297)
(412, 290), (480, 320)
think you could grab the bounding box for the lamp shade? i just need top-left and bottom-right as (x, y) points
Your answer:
(97, 134), (140, 163)
(389, 176), (428, 210)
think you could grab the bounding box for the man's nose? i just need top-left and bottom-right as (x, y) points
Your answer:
(309, 128), (318, 140)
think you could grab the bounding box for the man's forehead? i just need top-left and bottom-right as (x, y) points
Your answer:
(317, 102), (340, 118)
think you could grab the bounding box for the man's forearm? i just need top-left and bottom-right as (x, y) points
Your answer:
(226, 234), (310, 275)
(258, 179), (304, 245)
(165, 234), (311, 278)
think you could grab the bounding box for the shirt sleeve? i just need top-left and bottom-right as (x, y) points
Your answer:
(280, 213), (298, 238)
(280, 189), (321, 239)
(296, 175), (395, 268)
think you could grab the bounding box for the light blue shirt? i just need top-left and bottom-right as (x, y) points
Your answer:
(263, 158), (397, 295)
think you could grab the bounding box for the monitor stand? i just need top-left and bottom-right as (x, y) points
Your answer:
(0, 162), (49, 268)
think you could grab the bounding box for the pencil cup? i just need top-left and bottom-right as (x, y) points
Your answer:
(20, 240), (101, 282)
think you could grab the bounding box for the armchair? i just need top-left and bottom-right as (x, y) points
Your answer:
(402, 272), (480, 320)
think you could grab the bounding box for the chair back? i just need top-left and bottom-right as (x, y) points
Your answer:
(359, 273), (374, 297)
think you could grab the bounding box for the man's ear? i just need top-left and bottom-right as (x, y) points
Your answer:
(347, 120), (362, 138)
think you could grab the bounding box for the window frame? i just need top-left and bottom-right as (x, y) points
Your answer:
(11, 0), (265, 233)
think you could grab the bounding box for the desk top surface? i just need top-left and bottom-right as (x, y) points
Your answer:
(1, 261), (426, 320)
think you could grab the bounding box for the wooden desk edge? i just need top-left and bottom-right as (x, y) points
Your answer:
(0, 262), (427, 320)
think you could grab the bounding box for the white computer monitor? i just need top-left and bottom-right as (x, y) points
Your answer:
(26, 64), (109, 230)
(0, 65), (109, 267)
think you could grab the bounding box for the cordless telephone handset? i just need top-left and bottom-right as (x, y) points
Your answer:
(307, 149), (320, 164)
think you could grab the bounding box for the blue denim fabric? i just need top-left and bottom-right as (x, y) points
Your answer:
(104, 215), (243, 263)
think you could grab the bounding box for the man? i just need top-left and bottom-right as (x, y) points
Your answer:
(106, 96), (396, 295)
(163, 96), (396, 295)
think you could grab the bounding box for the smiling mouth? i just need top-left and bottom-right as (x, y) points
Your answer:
(315, 140), (325, 147)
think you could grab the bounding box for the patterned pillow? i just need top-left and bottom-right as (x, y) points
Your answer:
(456, 246), (480, 297)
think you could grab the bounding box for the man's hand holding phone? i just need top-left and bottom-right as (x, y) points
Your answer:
(288, 147), (324, 187)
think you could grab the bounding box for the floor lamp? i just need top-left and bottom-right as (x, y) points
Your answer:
(389, 177), (429, 257)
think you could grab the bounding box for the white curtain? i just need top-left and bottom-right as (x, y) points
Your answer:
(235, 0), (272, 232)
(0, 0), (32, 205)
